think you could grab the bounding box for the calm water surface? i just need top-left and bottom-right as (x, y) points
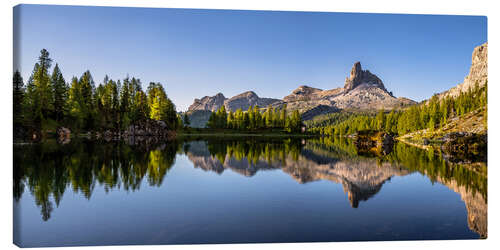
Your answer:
(13, 137), (487, 247)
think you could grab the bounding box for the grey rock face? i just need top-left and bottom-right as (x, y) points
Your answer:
(301, 105), (340, 121)
(283, 85), (324, 102)
(188, 93), (226, 112)
(343, 61), (388, 93)
(224, 91), (282, 111)
(465, 42), (488, 86)
(333, 83), (415, 110)
(188, 91), (282, 112)
(438, 42), (488, 99)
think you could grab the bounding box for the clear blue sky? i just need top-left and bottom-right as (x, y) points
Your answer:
(14, 4), (487, 111)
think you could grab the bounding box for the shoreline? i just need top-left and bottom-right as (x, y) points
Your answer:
(395, 137), (437, 151)
(177, 132), (318, 138)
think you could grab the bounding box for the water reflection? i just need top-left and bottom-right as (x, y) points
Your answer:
(13, 136), (487, 238)
(14, 140), (179, 221)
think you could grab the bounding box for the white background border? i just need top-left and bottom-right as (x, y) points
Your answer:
(1, 0), (498, 249)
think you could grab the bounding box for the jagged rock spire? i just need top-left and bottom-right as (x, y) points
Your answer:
(343, 62), (388, 93)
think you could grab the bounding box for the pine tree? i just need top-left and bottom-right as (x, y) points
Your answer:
(134, 90), (149, 122)
(32, 49), (54, 123)
(247, 106), (255, 130)
(253, 106), (261, 129)
(13, 71), (24, 130)
(375, 110), (385, 131)
(163, 97), (178, 130)
(207, 111), (216, 128)
(218, 106), (227, 129)
(183, 113), (190, 127)
(79, 71), (95, 130)
(235, 109), (243, 130)
(146, 82), (178, 130)
(280, 104), (287, 127)
(51, 63), (67, 122)
(265, 105), (273, 128)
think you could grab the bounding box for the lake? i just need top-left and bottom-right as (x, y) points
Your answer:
(13, 136), (487, 247)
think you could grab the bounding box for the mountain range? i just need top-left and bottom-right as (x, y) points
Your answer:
(187, 61), (415, 120)
(186, 42), (487, 127)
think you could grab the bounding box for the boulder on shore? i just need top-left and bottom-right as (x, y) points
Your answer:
(56, 127), (71, 144)
(122, 119), (173, 139)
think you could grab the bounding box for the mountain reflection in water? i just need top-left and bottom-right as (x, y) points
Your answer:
(14, 136), (487, 240)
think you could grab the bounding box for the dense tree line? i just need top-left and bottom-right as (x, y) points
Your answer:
(13, 49), (181, 137)
(206, 104), (303, 133)
(304, 112), (353, 129)
(309, 81), (487, 136)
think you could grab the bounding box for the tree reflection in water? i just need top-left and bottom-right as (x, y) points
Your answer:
(14, 139), (179, 221)
(13, 136), (486, 237)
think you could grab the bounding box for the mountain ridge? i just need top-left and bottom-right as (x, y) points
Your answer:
(188, 61), (415, 116)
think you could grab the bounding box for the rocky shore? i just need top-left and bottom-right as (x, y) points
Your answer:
(18, 119), (177, 145)
(352, 130), (394, 156)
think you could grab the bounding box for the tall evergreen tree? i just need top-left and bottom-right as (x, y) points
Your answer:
(183, 113), (190, 128)
(50, 63), (67, 122)
(79, 71), (95, 130)
(13, 71), (24, 130)
(30, 49), (54, 124)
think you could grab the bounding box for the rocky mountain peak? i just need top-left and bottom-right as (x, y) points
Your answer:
(293, 85), (323, 94)
(350, 61), (363, 80)
(225, 91), (281, 111)
(283, 85), (324, 103)
(235, 91), (258, 99)
(437, 42), (488, 99)
(343, 62), (387, 93)
(464, 42), (487, 87)
(188, 92), (227, 112)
